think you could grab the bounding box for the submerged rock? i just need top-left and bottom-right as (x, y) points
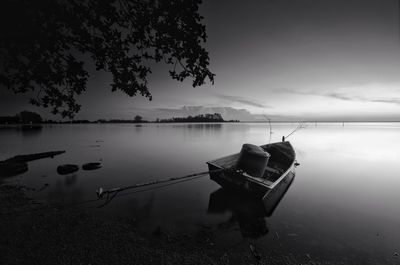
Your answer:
(6, 151), (65, 163)
(57, 164), (79, 175)
(0, 150), (66, 178)
(82, 162), (102, 171)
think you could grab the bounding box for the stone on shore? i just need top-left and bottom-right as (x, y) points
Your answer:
(82, 162), (102, 170)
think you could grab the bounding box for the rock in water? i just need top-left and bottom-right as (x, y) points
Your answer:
(82, 162), (102, 171)
(57, 164), (79, 175)
(1, 150), (66, 178)
(6, 151), (65, 163)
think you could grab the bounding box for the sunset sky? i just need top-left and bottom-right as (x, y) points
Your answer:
(1, 0), (400, 121)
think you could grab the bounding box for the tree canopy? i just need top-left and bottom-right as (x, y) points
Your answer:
(17, 111), (43, 124)
(0, 0), (214, 118)
(134, 115), (142, 122)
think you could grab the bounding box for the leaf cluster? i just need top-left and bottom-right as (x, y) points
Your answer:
(0, 0), (214, 118)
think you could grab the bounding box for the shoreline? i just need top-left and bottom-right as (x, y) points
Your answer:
(0, 183), (335, 265)
(2, 182), (390, 265)
(0, 184), (222, 265)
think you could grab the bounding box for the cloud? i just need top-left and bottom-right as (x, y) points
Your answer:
(325, 93), (354, 101)
(278, 87), (400, 106)
(155, 107), (181, 113)
(325, 93), (400, 106)
(215, 94), (270, 108)
(275, 87), (312, 96)
(369, 98), (400, 105)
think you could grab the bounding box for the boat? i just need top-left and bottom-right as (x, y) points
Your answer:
(207, 141), (296, 199)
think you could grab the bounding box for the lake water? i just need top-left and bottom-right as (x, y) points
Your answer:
(1, 122), (400, 264)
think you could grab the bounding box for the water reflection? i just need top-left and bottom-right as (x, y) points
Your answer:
(172, 123), (223, 130)
(64, 173), (77, 186)
(19, 124), (43, 137)
(2, 122), (400, 261)
(208, 172), (295, 239)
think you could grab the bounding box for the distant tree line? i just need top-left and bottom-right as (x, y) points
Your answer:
(0, 111), (43, 124)
(0, 112), (239, 124)
(0, 112), (148, 124)
(96, 115), (147, 124)
(158, 113), (239, 123)
(43, 115), (148, 124)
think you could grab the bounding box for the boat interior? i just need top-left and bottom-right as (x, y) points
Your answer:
(208, 141), (295, 184)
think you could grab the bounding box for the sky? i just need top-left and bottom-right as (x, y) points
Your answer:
(2, 0), (400, 121)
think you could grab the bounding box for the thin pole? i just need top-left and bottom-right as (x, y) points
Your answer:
(263, 115), (273, 143)
(268, 118), (272, 143)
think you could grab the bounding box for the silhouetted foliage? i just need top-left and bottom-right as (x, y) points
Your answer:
(160, 113), (227, 122)
(96, 118), (148, 124)
(0, 0), (214, 118)
(17, 111), (43, 124)
(0, 111), (43, 124)
(134, 115), (143, 122)
(0, 115), (19, 124)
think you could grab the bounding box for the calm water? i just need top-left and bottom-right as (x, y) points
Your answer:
(1, 122), (400, 263)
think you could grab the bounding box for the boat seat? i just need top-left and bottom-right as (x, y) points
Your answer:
(264, 166), (280, 174)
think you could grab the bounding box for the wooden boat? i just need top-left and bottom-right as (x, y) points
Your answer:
(207, 141), (296, 199)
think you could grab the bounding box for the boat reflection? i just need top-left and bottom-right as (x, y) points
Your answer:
(208, 172), (295, 239)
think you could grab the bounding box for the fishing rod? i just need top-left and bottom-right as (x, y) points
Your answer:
(282, 121), (306, 141)
(96, 168), (225, 207)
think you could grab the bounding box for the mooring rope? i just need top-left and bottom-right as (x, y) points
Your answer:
(0, 168), (224, 215)
(96, 168), (224, 207)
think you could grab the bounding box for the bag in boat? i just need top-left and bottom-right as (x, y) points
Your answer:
(236, 144), (270, 178)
